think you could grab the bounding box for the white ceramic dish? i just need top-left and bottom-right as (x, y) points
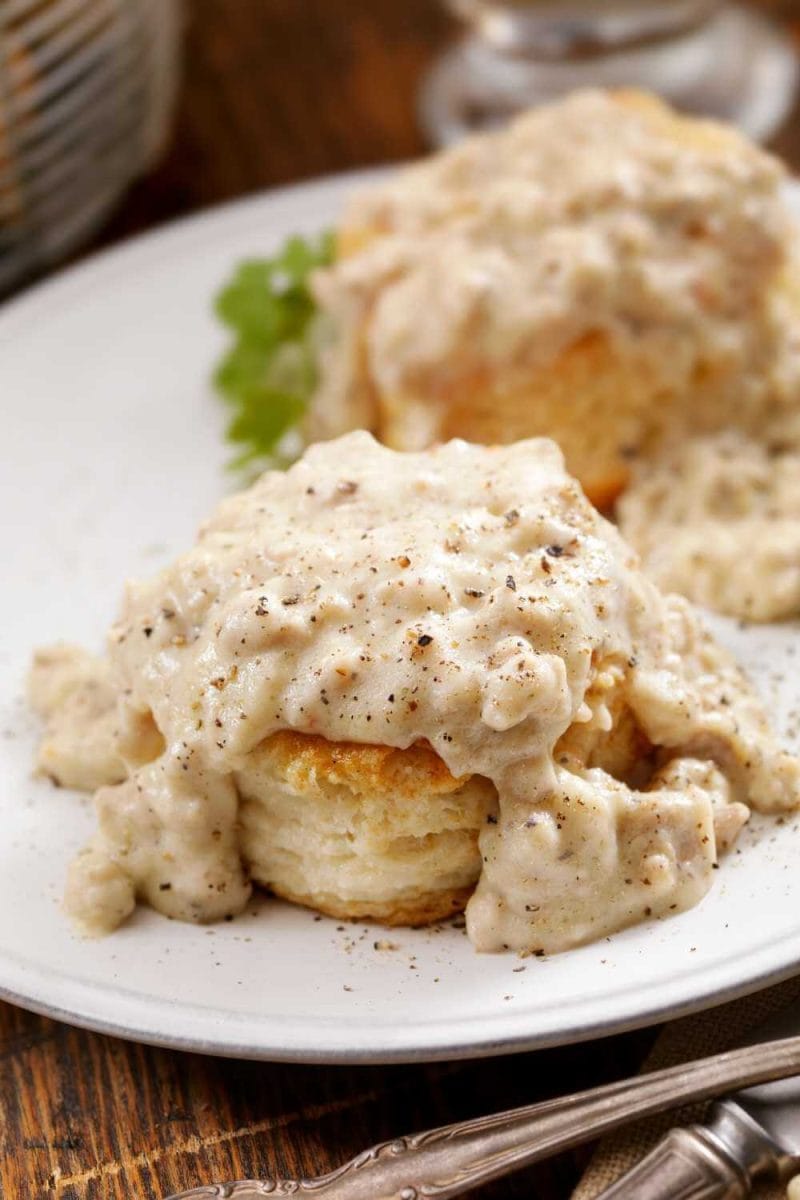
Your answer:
(1, 173), (799, 1065)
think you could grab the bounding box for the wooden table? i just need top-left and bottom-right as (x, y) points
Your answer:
(4, 4), (800, 1197)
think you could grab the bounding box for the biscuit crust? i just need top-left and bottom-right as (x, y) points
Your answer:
(236, 732), (499, 926)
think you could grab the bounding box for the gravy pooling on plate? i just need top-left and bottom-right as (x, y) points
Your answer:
(618, 431), (800, 621)
(29, 434), (800, 953)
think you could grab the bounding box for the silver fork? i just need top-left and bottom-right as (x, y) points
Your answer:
(166, 1032), (800, 1199)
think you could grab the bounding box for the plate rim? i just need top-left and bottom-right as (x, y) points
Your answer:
(3, 930), (800, 1064)
(0, 166), (389, 335)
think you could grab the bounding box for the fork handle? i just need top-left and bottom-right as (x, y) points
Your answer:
(168, 1033), (800, 1200)
(590, 1126), (751, 1200)
(591, 1097), (786, 1200)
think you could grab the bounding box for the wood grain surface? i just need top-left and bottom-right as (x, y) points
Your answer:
(4, 3), (800, 1198)
(0, 1003), (652, 1200)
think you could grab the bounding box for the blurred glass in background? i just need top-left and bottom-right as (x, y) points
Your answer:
(0, 0), (181, 297)
(421, 0), (799, 145)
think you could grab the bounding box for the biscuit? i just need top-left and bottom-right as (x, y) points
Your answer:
(310, 90), (790, 509)
(237, 732), (497, 924)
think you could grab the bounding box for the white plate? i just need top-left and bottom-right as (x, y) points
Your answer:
(2, 173), (800, 1065)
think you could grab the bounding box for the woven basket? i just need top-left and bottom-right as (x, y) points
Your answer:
(0, 0), (181, 296)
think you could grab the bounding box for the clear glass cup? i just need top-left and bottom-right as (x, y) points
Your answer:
(420, 1), (799, 146)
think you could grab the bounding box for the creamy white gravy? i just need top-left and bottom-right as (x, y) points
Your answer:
(619, 432), (800, 621)
(30, 434), (800, 951)
(308, 88), (800, 623)
(309, 88), (792, 444)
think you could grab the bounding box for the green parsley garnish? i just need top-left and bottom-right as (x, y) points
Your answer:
(213, 231), (334, 468)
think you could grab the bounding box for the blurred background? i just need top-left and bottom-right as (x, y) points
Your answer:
(1, 0), (799, 299)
